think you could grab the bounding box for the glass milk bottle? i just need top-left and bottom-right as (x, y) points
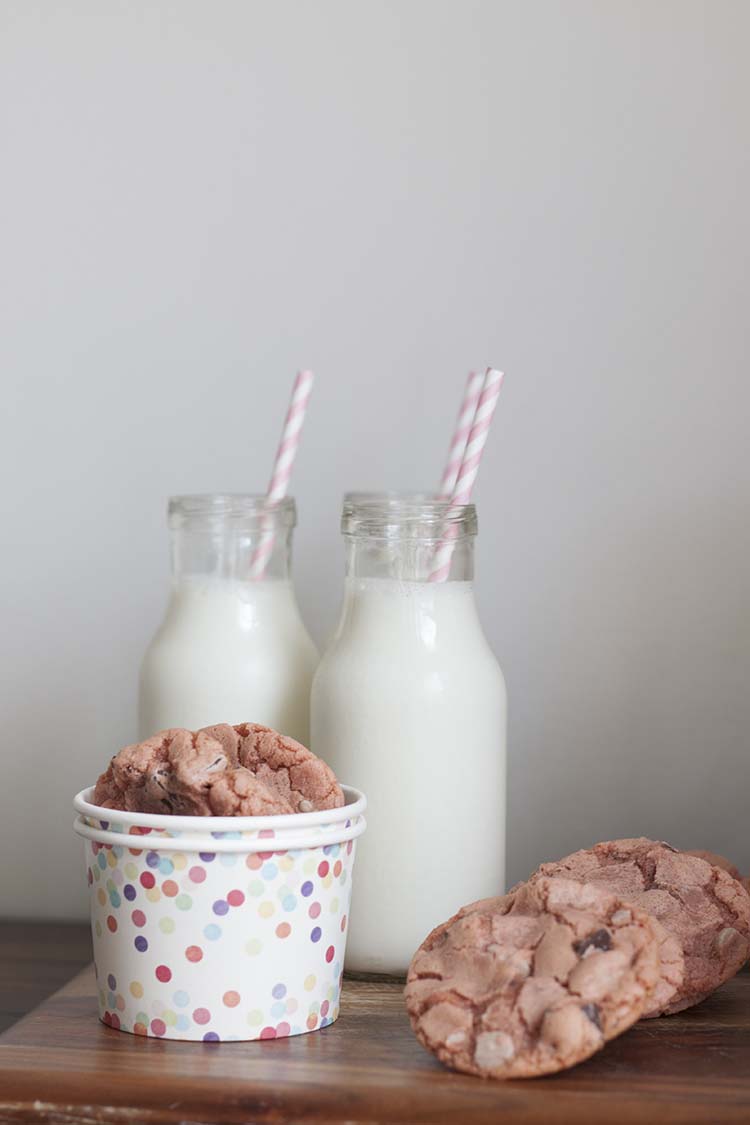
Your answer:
(310, 500), (506, 973)
(139, 494), (318, 744)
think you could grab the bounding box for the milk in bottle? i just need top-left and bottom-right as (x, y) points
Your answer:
(139, 495), (318, 743)
(311, 499), (506, 973)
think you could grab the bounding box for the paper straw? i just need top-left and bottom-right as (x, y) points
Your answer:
(439, 371), (484, 496)
(250, 370), (314, 579)
(428, 368), (504, 582)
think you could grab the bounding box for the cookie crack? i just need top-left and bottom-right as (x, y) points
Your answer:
(416, 987), (478, 1020)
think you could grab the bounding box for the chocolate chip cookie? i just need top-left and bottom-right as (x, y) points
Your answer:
(536, 838), (750, 1015)
(405, 876), (661, 1079)
(93, 723), (344, 816)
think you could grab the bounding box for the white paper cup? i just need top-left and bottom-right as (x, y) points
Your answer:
(73, 785), (366, 1042)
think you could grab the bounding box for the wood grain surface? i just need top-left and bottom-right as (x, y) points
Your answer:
(0, 942), (748, 1125)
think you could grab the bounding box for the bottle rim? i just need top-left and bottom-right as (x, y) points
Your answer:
(168, 494), (297, 531)
(341, 498), (477, 541)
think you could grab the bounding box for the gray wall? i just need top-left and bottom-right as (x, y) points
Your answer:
(2, 0), (748, 919)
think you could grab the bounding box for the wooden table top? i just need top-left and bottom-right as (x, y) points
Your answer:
(0, 921), (92, 1035)
(1, 922), (749, 1123)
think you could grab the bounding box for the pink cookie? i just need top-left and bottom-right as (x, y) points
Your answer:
(93, 723), (343, 817)
(535, 838), (750, 1016)
(406, 877), (661, 1079)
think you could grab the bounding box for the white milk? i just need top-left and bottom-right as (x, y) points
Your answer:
(139, 577), (318, 743)
(311, 576), (506, 974)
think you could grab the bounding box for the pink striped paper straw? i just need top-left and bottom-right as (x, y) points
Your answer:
(428, 368), (504, 583)
(439, 371), (484, 496)
(250, 370), (315, 579)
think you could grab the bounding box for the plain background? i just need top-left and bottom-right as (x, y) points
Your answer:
(1, 1), (748, 920)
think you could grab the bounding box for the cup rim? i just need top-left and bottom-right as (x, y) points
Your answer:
(74, 784), (366, 831)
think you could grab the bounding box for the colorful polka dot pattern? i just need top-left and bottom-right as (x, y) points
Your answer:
(85, 832), (356, 1041)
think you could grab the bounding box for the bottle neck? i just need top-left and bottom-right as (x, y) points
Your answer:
(167, 494), (297, 583)
(340, 498), (478, 583)
(170, 526), (293, 582)
(334, 548), (483, 657)
(344, 534), (475, 583)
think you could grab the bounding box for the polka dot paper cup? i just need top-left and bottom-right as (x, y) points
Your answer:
(73, 785), (366, 1041)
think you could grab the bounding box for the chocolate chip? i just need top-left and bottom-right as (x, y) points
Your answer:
(573, 928), (612, 955)
(152, 771), (170, 794)
(581, 1003), (602, 1030)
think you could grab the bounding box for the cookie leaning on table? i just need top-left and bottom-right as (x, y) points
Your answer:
(405, 876), (662, 1079)
(534, 838), (750, 1016)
